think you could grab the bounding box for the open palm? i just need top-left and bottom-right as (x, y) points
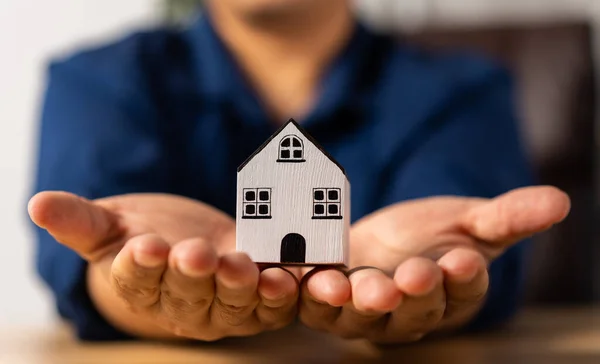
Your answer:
(299, 186), (571, 343)
(29, 192), (299, 341)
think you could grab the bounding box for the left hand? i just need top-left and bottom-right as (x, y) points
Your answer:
(299, 186), (570, 343)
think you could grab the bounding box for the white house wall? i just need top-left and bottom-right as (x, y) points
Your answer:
(236, 122), (350, 266)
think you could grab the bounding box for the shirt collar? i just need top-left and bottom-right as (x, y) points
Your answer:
(186, 12), (377, 129)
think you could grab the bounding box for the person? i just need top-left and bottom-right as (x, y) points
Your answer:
(28, 0), (570, 343)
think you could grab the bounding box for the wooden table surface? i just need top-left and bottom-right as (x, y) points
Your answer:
(1, 307), (598, 364)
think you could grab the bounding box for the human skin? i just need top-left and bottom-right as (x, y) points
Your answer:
(28, 186), (570, 342)
(29, 0), (572, 343)
(204, 0), (355, 121)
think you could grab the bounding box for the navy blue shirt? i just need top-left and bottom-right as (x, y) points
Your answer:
(33, 15), (532, 341)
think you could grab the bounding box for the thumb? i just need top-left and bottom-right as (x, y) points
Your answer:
(28, 191), (122, 261)
(462, 186), (570, 245)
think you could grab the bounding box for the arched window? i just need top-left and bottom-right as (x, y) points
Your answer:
(277, 135), (305, 163)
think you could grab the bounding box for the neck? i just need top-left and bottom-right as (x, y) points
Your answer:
(207, 1), (354, 124)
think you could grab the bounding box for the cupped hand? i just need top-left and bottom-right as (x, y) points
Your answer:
(28, 191), (299, 341)
(299, 186), (570, 343)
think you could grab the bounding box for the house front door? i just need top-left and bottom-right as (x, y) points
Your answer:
(280, 233), (306, 263)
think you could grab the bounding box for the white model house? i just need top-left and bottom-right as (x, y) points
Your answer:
(236, 119), (350, 266)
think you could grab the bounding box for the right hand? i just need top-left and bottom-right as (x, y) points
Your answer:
(28, 191), (299, 341)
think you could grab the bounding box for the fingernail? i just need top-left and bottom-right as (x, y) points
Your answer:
(262, 289), (287, 301)
(177, 259), (207, 278)
(259, 269), (293, 300)
(133, 250), (164, 269)
(459, 266), (479, 283)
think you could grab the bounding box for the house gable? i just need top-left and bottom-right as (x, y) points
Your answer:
(237, 118), (346, 176)
(236, 118), (350, 266)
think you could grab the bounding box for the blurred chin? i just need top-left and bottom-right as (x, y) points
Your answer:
(223, 0), (316, 19)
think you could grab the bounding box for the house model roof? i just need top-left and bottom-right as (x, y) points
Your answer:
(237, 118), (346, 176)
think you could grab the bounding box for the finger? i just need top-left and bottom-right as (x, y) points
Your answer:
(212, 252), (260, 329)
(349, 268), (402, 311)
(299, 269), (351, 331)
(334, 268), (401, 339)
(28, 191), (121, 260)
(111, 234), (170, 309)
(305, 268), (351, 307)
(436, 248), (488, 328)
(463, 186), (570, 245)
(255, 268), (299, 330)
(382, 257), (445, 343)
(160, 238), (218, 329)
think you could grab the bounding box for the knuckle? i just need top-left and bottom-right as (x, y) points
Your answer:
(213, 298), (252, 327)
(260, 308), (296, 331)
(298, 301), (341, 330)
(493, 201), (516, 240)
(450, 290), (487, 307)
(258, 308), (278, 326)
(445, 291), (487, 317)
(112, 274), (159, 306)
(219, 311), (245, 327)
(417, 308), (445, 326)
(161, 288), (210, 320)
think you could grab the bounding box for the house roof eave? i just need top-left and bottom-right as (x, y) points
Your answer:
(237, 118), (347, 176)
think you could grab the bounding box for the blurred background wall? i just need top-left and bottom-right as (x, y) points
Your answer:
(0, 0), (596, 326)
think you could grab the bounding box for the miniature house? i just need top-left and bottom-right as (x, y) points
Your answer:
(236, 119), (350, 266)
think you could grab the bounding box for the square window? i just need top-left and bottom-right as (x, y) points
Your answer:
(242, 188), (271, 219)
(245, 204), (256, 215)
(314, 190), (325, 201)
(314, 188), (343, 218)
(280, 150), (290, 159)
(314, 204), (325, 215)
(328, 189), (339, 201)
(245, 190), (256, 201)
(293, 150), (302, 159)
(258, 204), (269, 215)
(328, 204), (339, 215)
(259, 191), (270, 201)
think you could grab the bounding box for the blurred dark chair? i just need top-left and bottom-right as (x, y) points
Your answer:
(406, 23), (597, 304)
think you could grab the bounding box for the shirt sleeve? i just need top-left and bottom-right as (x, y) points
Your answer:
(32, 51), (170, 341)
(381, 65), (534, 331)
